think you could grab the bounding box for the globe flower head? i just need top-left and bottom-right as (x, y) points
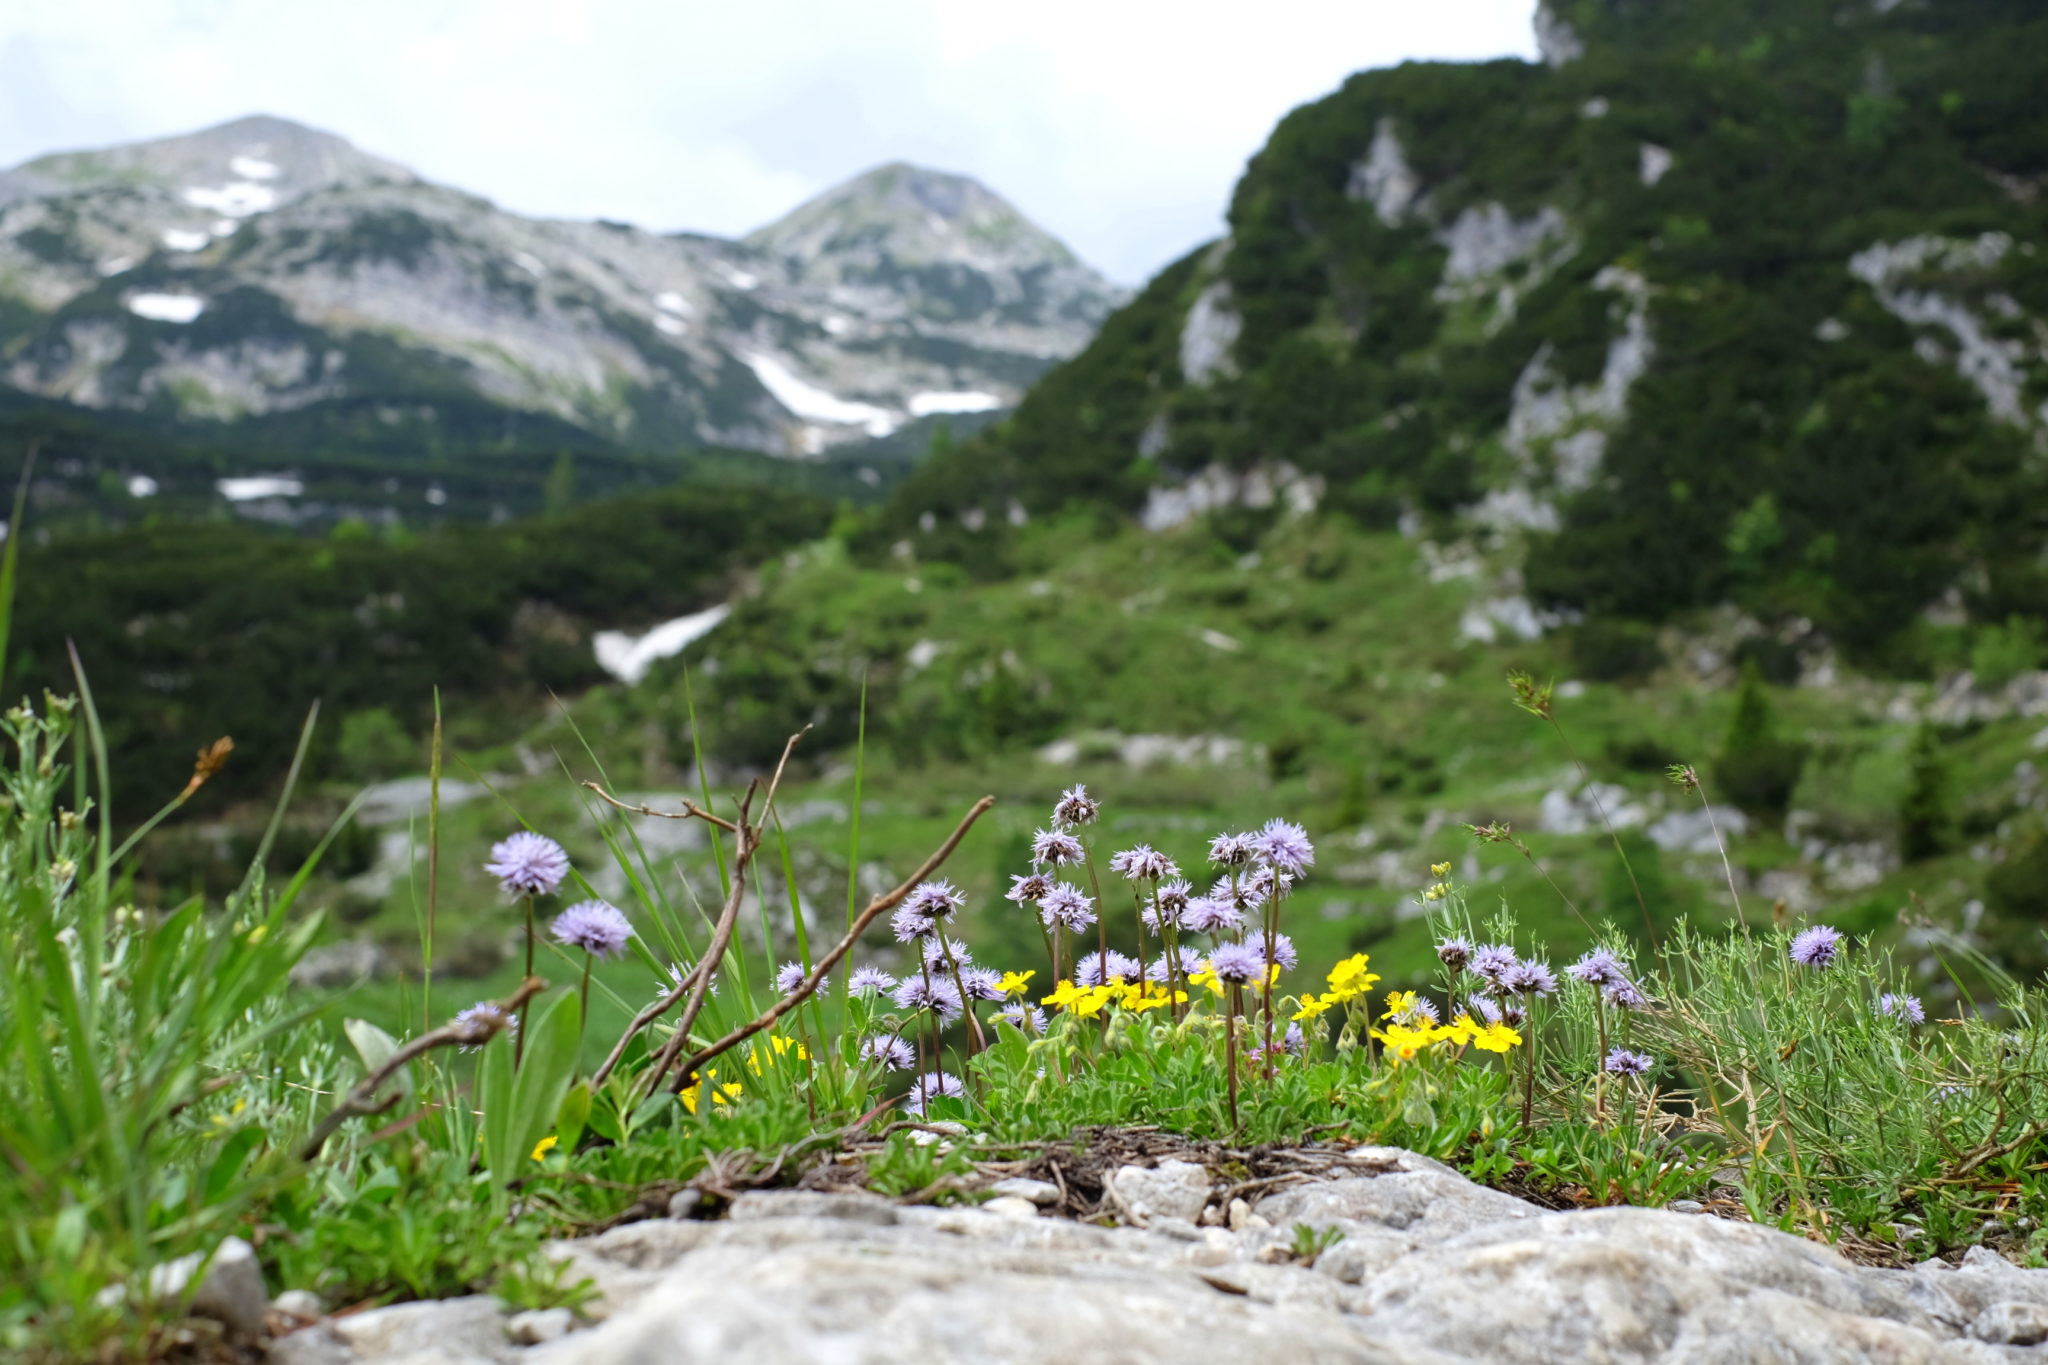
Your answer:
(1073, 949), (1142, 987)
(1501, 960), (1558, 998)
(1206, 942), (1268, 986)
(921, 935), (973, 969)
(486, 831), (570, 898)
(1389, 993), (1440, 1027)
(1155, 879), (1192, 918)
(1210, 875), (1267, 914)
(659, 959), (716, 1000)
(1603, 978), (1648, 1011)
(960, 966), (1007, 1002)
(550, 900), (633, 959)
(996, 1002), (1049, 1034)
(1436, 937), (1473, 972)
(1051, 784), (1100, 828)
(1282, 1021), (1308, 1056)
(1144, 952), (1180, 984)
(1031, 828), (1086, 868)
(1109, 844), (1178, 882)
(1208, 832), (1255, 868)
(1470, 943), (1520, 989)
(1603, 1048), (1654, 1077)
(1467, 994), (1503, 1026)
(1179, 895), (1243, 936)
(891, 903), (941, 943)
(1005, 872), (1054, 905)
(861, 1034), (916, 1071)
(904, 880), (966, 923)
(891, 977), (963, 1022)
(1246, 866), (1295, 903)
(1500, 1002), (1529, 1028)
(1261, 931), (1299, 971)
(1877, 992), (1926, 1025)
(848, 965), (897, 996)
(452, 1001), (517, 1053)
(1038, 883), (1097, 933)
(1789, 926), (1844, 970)
(1567, 948), (1629, 988)
(905, 1070), (967, 1116)
(1253, 818), (1316, 877)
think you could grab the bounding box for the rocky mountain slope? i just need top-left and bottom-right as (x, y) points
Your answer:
(0, 116), (1120, 456)
(881, 0), (2048, 661)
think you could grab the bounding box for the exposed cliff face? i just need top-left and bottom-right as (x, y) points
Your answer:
(0, 118), (1123, 456)
(880, 0), (2048, 655)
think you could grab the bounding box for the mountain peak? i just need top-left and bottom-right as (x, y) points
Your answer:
(745, 161), (1082, 273)
(0, 114), (413, 211)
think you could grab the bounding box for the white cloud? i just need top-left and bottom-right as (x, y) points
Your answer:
(0, 0), (1536, 283)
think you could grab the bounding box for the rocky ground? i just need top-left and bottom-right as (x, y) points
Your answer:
(248, 1143), (2048, 1365)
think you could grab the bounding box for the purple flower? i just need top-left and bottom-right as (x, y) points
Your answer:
(921, 935), (972, 968)
(1207, 832), (1255, 868)
(1074, 949), (1142, 986)
(1259, 931), (1298, 971)
(1604, 1048), (1654, 1077)
(1210, 876), (1266, 913)
(1155, 879), (1193, 918)
(848, 965), (897, 996)
(891, 977), (963, 1022)
(1436, 937), (1474, 972)
(1052, 785), (1100, 828)
(1109, 844), (1178, 882)
(1246, 866), (1295, 903)
(1178, 896), (1243, 935)
(959, 966), (1007, 1002)
(1250, 1022), (1309, 1063)
(550, 900), (633, 959)
(1878, 993), (1925, 1025)
(1205, 942), (1267, 986)
(1501, 960), (1558, 998)
(486, 831), (570, 898)
(1031, 828), (1086, 868)
(1789, 926), (1844, 970)
(772, 960), (810, 995)
(1391, 994), (1440, 1026)
(905, 1070), (967, 1115)
(1603, 979), (1648, 1011)
(1567, 948), (1628, 988)
(1253, 818), (1315, 877)
(658, 960), (715, 999)
(1039, 884), (1097, 933)
(995, 1002), (1048, 1034)
(904, 880), (966, 922)
(452, 1001), (517, 1053)
(1470, 943), (1519, 989)
(1005, 873), (1054, 904)
(1500, 1002), (1529, 1028)
(861, 1034), (916, 1071)
(1466, 995), (1502, 1025)
(1145, 952), (1179, 984)
(891, 903), (939, 942)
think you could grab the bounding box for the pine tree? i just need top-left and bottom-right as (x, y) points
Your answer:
(1714, 660), (1808, 820)
(1898, 723), (1952, 863)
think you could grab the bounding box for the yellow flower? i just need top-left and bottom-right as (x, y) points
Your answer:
(1326, 954), (1380, 998)
(1380, 990), (1420, 1021)
(746, 1033), (812, 1073)
(1468, 1021), (1522, 1053)
(1441, 1013), (1479, 1047)
(1186, 968), (1225, 998)
(1422, 883), (1448, 901)
(1041, 979), (1087, 1010)
(680, 1069), (743, 1114)
(1430, 862), (1451, 878)
(1071, 986), (1118, 1018)
(1369, 1023), (1444, 1063)
(997, 970), (1037, 997)
(1292, 993), (1334, 1022)
(530, 1135), (558, 1161)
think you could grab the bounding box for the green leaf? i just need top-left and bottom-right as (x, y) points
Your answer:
(342, 1018), (411, 1102)
(555, 1081), (592, 1156)
(506, 990), (580, 1184)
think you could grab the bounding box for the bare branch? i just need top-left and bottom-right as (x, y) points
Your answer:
(301, 976), (545, 1161)
(676, 795), (996, 1089)
(581, 781), (739, 834)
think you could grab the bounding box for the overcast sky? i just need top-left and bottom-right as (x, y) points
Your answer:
(0, 1), (1536, 284)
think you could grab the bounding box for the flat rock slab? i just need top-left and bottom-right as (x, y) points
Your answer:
(269, 1148), (2048, 1365)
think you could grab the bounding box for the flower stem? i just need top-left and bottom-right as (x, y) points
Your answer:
(517, 898), (535, 1068)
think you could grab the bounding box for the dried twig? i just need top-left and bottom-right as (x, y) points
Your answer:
(674, 795), (996, 1089)
(300, 977), (544, 1160)
(582, 781), (739, 834)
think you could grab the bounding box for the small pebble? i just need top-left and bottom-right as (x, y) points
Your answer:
(506, 1307), (574, 1345)
(1668, 1200), (1705, 1215)
(989, 1177), (1060, 1206)
(1226, 1197), (1252, 1232)
(271, 1289), (325, 1321)
(982, 1196), (1040, 1220)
